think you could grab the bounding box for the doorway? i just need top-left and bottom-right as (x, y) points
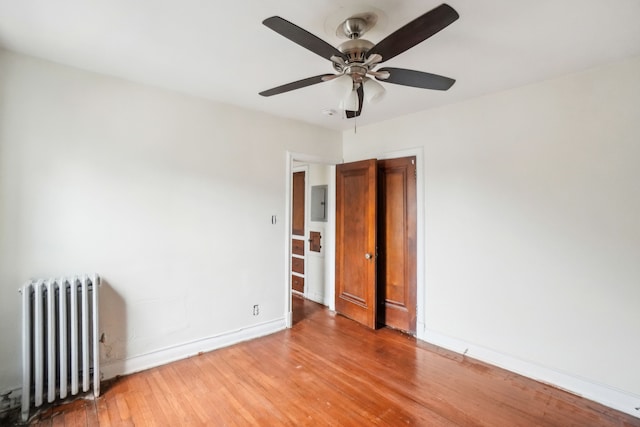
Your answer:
(286, 156), (338, 327)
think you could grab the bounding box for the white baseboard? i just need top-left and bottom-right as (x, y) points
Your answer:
(422, 328), (640, 419)
(101, 317), (286, 380)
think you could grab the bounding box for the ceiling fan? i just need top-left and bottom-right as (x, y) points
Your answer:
(259, 3), (459, 119)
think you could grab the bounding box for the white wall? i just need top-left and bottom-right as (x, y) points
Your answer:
(343, 57), (640, 412)
(305, 163), (332, 305)
(0, 49), (341, 392)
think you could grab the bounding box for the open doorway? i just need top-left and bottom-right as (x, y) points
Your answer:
(284, 152), (338, 328)
(290, 162), (334, 325)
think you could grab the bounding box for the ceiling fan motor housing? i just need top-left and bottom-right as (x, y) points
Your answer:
(338, 39), (374, 62)
(335, 39), (375, 82)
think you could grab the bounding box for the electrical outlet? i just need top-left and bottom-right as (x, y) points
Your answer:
(253, 304), (259, 316)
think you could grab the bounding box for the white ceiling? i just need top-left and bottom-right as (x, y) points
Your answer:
(1, 0), (639, 131)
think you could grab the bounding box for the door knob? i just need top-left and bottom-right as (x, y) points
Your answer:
(365, 253), (372, 260)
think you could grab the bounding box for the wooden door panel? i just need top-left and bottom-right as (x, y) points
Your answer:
(292, 171), (305, 236)
(341, 171), (367, 302)
(378, 157), (417, 334)
(309, 231), (321, 253)
(385, 171), (407, 304)
(292, 239), (305, 256)
(336, 159), (377, 328)
(292, 257), (304, 274)
(291, 275), (304, 293)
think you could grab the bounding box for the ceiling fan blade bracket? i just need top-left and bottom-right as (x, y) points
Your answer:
(330, 55), (347, 73)
(369, 70), (390, 80)
(362, 53), (382, 68)
(321, 74), (341, 82)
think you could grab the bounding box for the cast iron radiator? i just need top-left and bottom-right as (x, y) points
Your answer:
(20, 274), (100, 421)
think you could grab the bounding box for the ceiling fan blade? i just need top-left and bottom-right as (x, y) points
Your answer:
(263, 16), (346, 61)
(346, 85), (364, 119)
(367, 4), (459, 63)
(259, 74), (334, 97)
(377, 68), (455, 91)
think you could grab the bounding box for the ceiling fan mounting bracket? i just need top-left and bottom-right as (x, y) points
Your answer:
(337, 13), (378, 39)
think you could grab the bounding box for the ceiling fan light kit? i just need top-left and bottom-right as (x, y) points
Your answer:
(363, 78), (385, 104)
(259, 3), (459, 119)
(340, 90), (360, 112)
(331, 74), (355, 99)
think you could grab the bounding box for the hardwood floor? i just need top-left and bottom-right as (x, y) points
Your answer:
(28, 296), (639, 426)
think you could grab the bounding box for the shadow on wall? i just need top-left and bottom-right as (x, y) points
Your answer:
(99, 279), (126, 376)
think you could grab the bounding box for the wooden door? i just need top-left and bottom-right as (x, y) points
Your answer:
(335, 159), (377, 329)
(377, 157), (417, 334)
